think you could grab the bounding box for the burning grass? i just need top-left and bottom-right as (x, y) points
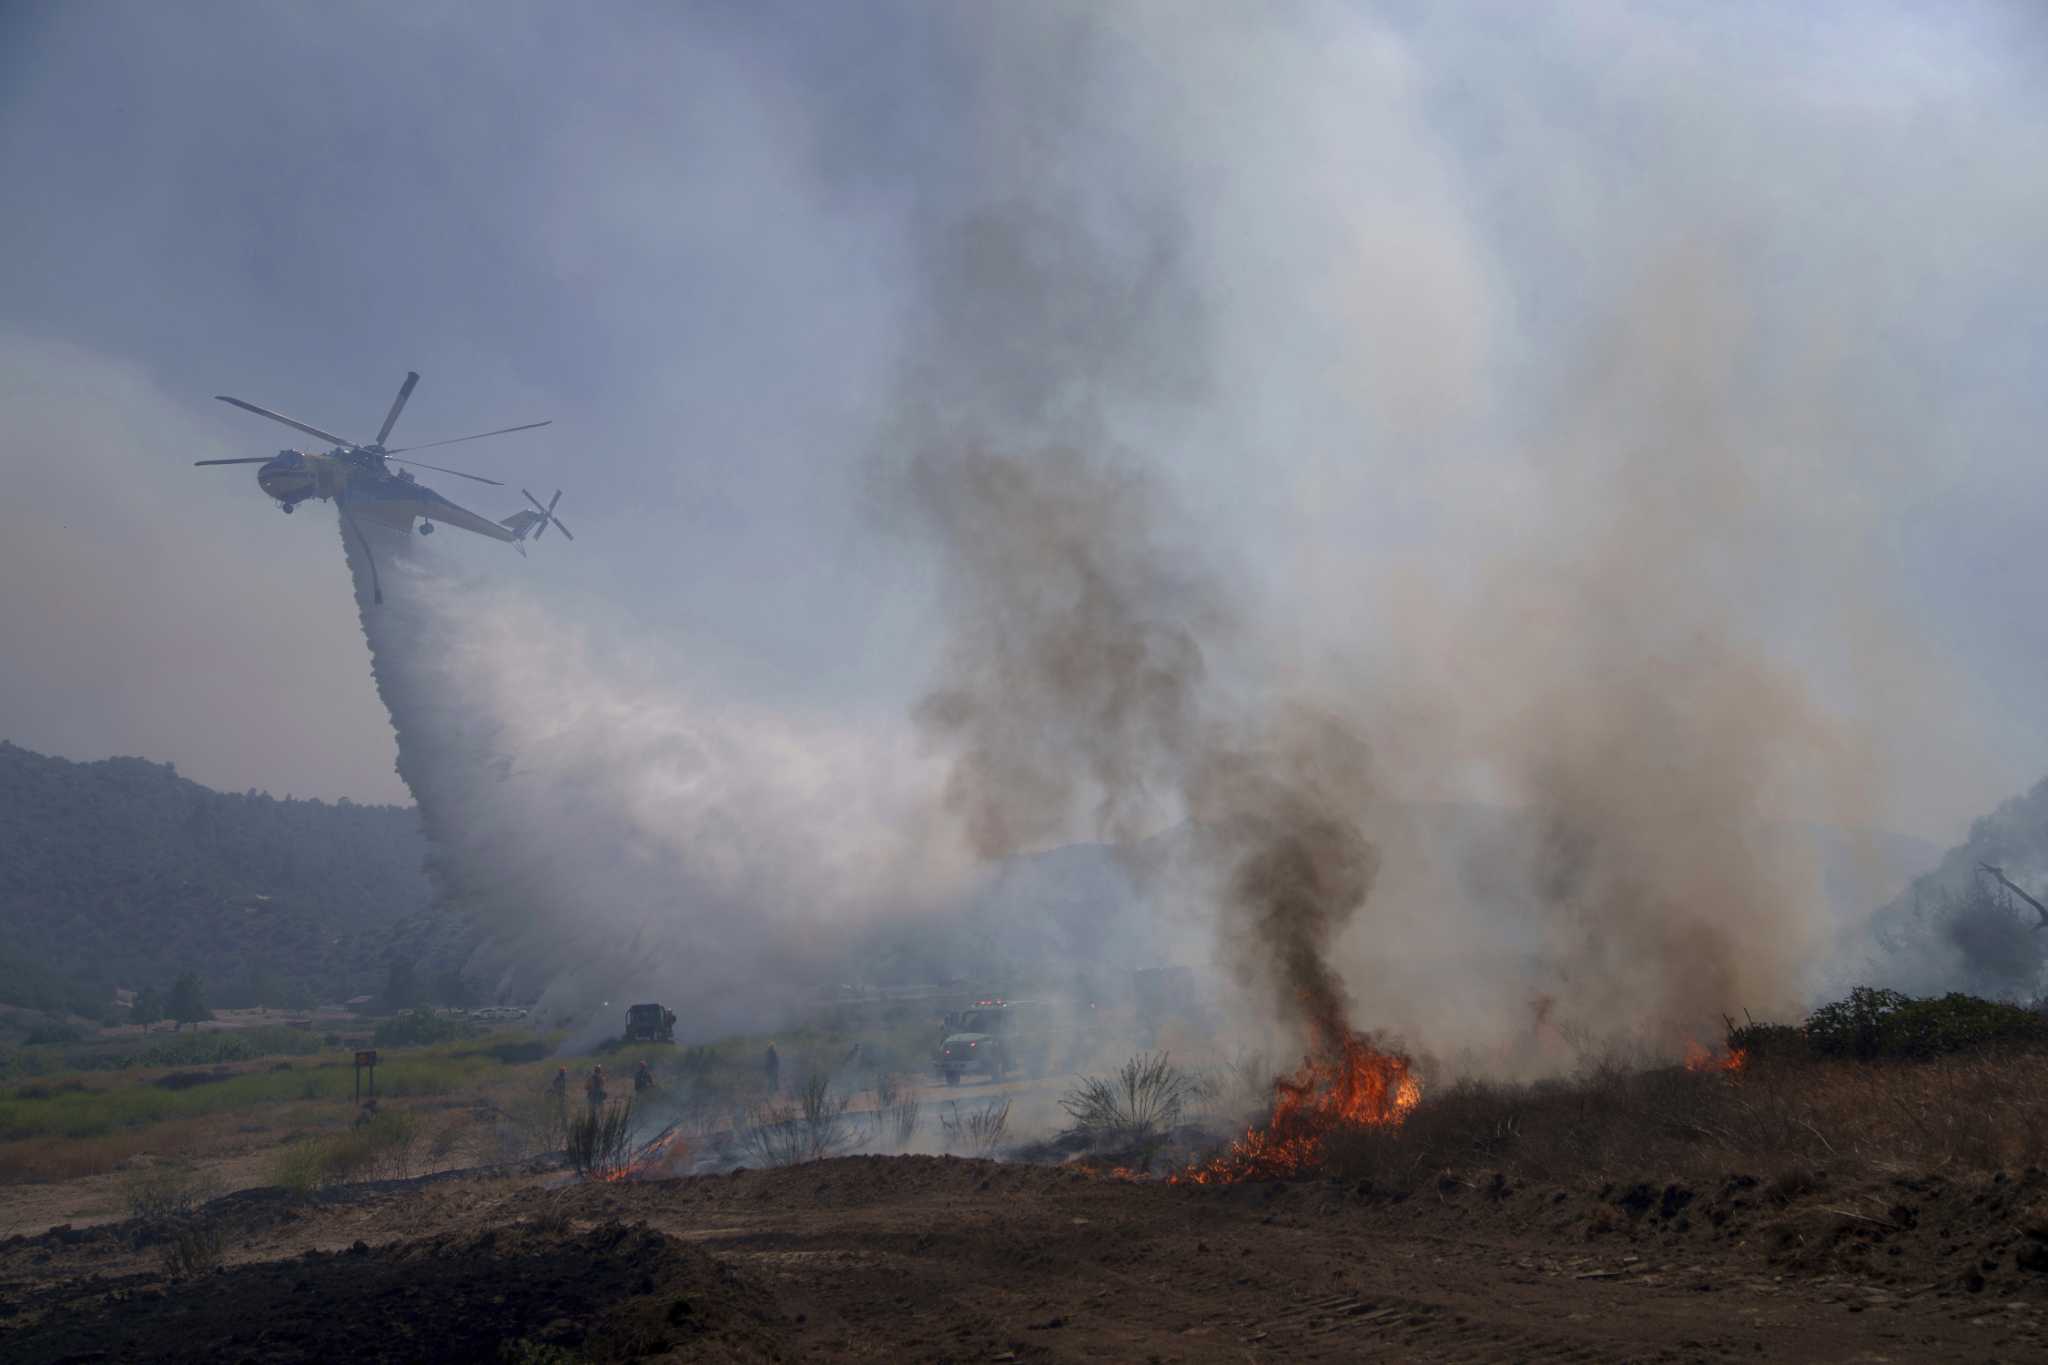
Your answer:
(1177, 1033), (1420, 1185)
(1173, 990), (2048, 1190)
(1313, 1046), (2048, 1194)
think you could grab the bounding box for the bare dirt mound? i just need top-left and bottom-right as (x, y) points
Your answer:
(5, 1220), (787, 1364)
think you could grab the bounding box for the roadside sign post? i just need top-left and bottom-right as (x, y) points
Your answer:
(354, 1049), (379, 1104)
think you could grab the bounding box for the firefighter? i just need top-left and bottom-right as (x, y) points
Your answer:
(763, 1041), (780, 1095)
(634, 1059), (655, 1094)
(586, 1064), (607, 1114)
(548, 1065), (568, 1107)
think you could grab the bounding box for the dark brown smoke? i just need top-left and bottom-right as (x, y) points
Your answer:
(1189, 711), (1379, 1049)
(908, 445), (1213, 859)
(908, 434), (1381, 1047)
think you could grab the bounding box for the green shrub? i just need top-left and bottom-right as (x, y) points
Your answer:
(1724, 1015), (1807, 1061)
(0, 1026), (325, 1081)
(23, 1018), (83, 1047)
(268, 1109), (421, 1192)
(272, 1140), (327, 1196)
(374, 1011), (479, 1049)
(1805, 986), (2048, 1060)
(1732, 987), (2048, 1064)
(1804, 986), (1913, 1059)
(325, 1109), (421, 1181)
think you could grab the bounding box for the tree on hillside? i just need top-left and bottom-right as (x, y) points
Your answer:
(132, 985), (165, 1027)
(384, 959), (420, 1011)
(167, 972), (211, 1031)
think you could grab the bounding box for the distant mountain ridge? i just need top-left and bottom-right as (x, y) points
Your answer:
(0, 741), (460, 1014)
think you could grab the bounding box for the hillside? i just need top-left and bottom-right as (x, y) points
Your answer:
(0, 741), (464, 1015)
(1858, 774), (2048, 998)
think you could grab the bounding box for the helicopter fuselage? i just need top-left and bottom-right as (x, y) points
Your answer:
(251, 445), (526, 541)
(255, 448), (343, 510)
(200, 374), (565, 594)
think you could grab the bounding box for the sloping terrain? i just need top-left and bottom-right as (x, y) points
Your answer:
(0, 741), (461, 1012)
(1856, 773), (2048, 998)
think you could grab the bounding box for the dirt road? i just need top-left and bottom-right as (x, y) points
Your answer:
(4, 1156), (2045, 1361)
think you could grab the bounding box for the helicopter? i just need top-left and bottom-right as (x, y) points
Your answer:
(196, 370), (570, 603)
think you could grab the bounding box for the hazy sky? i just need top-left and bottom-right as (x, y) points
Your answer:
(3, 1), (2044, 844)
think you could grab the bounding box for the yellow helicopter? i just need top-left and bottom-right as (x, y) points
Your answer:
(196, 371), (568, 603)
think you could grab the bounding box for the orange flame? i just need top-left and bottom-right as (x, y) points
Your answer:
(596, 1128), (691, 1183)
(1175, 1033), (1420, 1186)
(1682, 1041), (1747, 1074)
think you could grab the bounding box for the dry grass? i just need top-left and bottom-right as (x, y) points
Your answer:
(565, 1100), (636, 1179)
(120, 1159), (223, 1220)
(156, 1216), (224, 1279)
(870, 1074), (921, 1152)
(939, 1097), (1011, 1158)
(1061, 1052), (1198, 1142)
(0, 1108), (279, 1183)
(739, 1074), (859, 1168)
(1320, 1049), (2048, 1191)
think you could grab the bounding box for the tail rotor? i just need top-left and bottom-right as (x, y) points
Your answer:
(521, 488), (574, 542)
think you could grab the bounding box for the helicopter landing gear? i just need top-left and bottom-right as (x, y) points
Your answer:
(280, 502), (294, 514)
(418, 520), (435, 536)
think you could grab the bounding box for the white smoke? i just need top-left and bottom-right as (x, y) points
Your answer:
(339, 515), (967, 1036)
(310, 1), (2046, 1070)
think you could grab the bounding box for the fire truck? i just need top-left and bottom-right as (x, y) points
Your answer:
(934, 999), (1055, 1084)
(621, 1002), (676, 1044)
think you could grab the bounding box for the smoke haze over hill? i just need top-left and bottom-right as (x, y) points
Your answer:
(5, 3), (2048, 1050)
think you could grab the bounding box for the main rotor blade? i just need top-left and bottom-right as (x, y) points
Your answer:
(388, 457), (503, 487)
(215, 395), (352, 447)
(375, 371), (420, 446)
(551, 517), (575, 542)
(193, 457), (275, 466)
(384, 419), (551, 454)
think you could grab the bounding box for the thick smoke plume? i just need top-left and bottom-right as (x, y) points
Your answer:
(909, 439), (1383, 1048)
(307, 3), (2040, 1071)
(893, 3), (2011, 1066)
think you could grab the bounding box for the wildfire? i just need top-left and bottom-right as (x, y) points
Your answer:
(1682, 1041), (1747, 1074)
(596, 1125), (692, 1183)
(1175, 1033), (1420, 1186)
